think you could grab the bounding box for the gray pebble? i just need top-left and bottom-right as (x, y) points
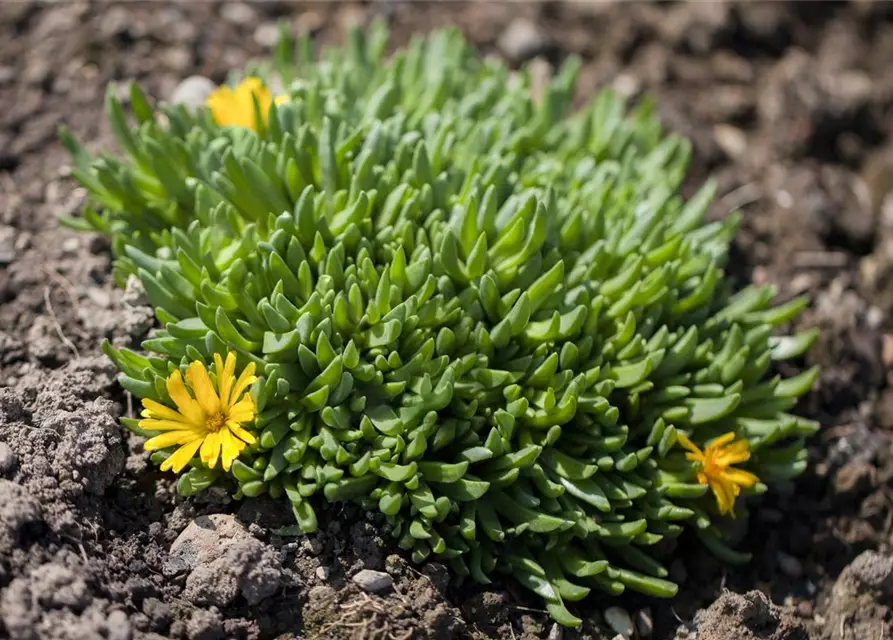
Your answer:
(122, 274), (149, 307)
(254, 22), (280, 49)
(170, 75), (217, 110)
(221, 2), (256, 25)
(0, 225), (17, 266)
(497, 18), (550, 64)
(777, 551), (804, 578)
(635, 607), (654, 637)
(61, 237), (80, 255)
(306, 537), (323, 555)
(0, 442), (16, 474)
(604, 606), (634, 639)
(351, 569), (393, 593)
(106, 609), (132, 640)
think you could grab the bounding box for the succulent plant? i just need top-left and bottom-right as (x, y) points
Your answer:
(61, 23), (819, 627)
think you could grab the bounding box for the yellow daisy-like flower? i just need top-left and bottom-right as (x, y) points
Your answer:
(205, 77), (287, 130)
(139, 352), (258, 474)
(676, 431), (760, 518)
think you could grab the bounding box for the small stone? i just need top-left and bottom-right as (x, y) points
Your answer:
(170, 76), (217, 110)
(714, 124), (747, 159)
(612, 73), (641, 99)
(0, 225), (17, 265)
(497, 19), (550, 65)
(336, 6), (366, 31)
(635, 608), (653, 637)
(87, 287), (112, 309)
(883, 334), (893, 366)
(0, 66), (15, 85)
(99, 6), (130, 37)
(777, 551), (804, 579)
(295, 11), (324, 34)
(106, 609), (132, 640)
(547, 623), (562, 640)
(736, 3), (788, 46)
(254, 23), (280, 48)
(603, 606), (634, 639)
(351, 569), (393, 593)
(833, 460), (875, 497)
(62, 238), (81, 255)
(307, 537), (323, 555)
(0, 442), (17, 474)
(867, 306), (884, 329)
(315, 566), (330, 581)
(162, 47), (192, 73)
(122, 274), (149, 307)
(221, 2), (256, 25)
(23, 59), (51, 86)
(661, 3), (731, 53)
(13, 233), (29, 254)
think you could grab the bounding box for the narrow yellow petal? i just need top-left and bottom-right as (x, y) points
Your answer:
(708, 478), (733, 516)
(213, 352), (225, 399)
(219, 429), (245, 472)
(139, 418), (204, 432)
(186, 362), (221, 416)
(145, 430), (200, 451)
(707, 432), (737, 449)
(716, 451), (751, 466)
(218, 352), (237, 409)
(227, 423), (257, 445)
(722, 468), (760, 489)
(676, 432), (703, 457)
(166, 370), (205, 425)
(229, 363), (257, 404)
(721, 478), (739, 515)
(141, 398), (190, 423)
(159, 438), (203, 473)
(200, 431), (221, 469)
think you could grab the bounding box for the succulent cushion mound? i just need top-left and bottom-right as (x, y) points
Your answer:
(61, 24), (819, 628)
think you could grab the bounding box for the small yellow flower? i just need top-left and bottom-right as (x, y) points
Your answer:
(139, 352), (258, 473)
(677, 431), (760, 517)
(205, 77), (287, 130)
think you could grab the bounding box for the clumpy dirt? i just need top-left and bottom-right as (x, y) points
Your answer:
(2, 2), (893, 639)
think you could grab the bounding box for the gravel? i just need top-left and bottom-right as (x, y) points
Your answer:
(351, 569), (394, 593)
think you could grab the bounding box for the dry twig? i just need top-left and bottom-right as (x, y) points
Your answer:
(44, 286), (81, 360)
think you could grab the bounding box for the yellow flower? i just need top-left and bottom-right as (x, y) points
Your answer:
(139, 352), (258, 474)
(676, 431), (760, 517)
(205, 77), (287, 130)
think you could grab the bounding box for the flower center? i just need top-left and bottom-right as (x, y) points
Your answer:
(205, 412), (227, 432)
(701, 452), (725, 479)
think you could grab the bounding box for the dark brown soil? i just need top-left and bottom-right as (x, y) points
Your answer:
(2, 2), (893, 639)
